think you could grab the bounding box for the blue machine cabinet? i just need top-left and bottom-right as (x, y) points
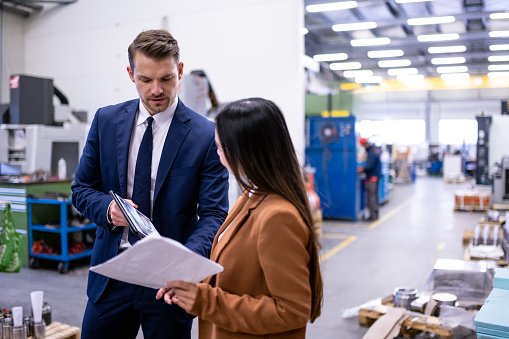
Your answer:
(305, 116), (365, 221)
(27, 198), (96, 273)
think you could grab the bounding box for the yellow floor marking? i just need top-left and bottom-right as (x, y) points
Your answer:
(319, 235), (357, 263)
(368, 194), (421, 229)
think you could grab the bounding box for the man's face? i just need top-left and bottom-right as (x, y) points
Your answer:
(127, 51), (183, 116)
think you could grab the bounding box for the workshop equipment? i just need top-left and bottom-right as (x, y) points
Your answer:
(305, 116), (365, 220)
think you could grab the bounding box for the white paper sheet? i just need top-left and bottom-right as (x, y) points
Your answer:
(90, 233), (223, 289)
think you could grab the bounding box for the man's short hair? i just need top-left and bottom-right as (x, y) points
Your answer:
(128, 29), (180, 70)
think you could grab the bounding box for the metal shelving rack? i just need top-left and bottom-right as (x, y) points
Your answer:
(27, 198), (96, 273)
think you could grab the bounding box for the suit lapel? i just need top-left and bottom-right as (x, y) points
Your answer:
(116, 100), (138, 198)
(210, 192), (267, 263)
(154, 100), (191, 203)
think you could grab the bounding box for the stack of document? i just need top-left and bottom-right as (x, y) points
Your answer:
(474, 268), (509, 339)
(91, 233), (223, 289)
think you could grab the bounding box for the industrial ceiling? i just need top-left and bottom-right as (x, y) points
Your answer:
(304, 0), (509, 83)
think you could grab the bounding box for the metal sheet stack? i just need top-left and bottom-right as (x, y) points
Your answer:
(474, 268), (509, 338)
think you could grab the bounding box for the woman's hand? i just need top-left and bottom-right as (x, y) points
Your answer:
(157, 280), (198, 312)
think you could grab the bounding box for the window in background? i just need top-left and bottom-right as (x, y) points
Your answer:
(439, 119), (478, 145)
(359, 119), (425, 145)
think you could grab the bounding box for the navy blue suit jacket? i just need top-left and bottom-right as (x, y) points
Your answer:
(72, 98), (229, 304)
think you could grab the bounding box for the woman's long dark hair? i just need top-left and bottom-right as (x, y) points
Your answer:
(216, 97), (323, 322)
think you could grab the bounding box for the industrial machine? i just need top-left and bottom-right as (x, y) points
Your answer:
(493, 156), (509, 205)
(305, 116), (365, 221)
(0, 74), (88, 178)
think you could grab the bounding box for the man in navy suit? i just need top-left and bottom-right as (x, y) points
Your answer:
(72, 29), (229, 339)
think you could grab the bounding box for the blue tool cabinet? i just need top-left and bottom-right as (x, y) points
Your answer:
(27, 198), (96, 273)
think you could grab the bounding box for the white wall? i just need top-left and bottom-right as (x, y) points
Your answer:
(21, 0), (305, 156)
(1, 10), (25, 103)
(354, 88), (505, 144)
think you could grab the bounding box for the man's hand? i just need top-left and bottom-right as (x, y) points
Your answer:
(108, 199), (138, 226)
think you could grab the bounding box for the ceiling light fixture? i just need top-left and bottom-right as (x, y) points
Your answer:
(441, 73), (470, 80)
(378, 59), (412, 68)
(436, 66), (468, 73)
(343, 70), (373, 78)
(395, 0), (432, 2)
(367, 50), (404, 58)
(488, 55), (509, 62)
(333, 22), (377, 31)
(387, 68), (418, 75)
(302, 28), (309, 35)
(417, 33), (460, 42)
(489, 31), (509, 38)
(488, 72), (509, 78)
(431, 57), (466, 65)
(428, 46), (466, 53)
(313, 53), (348, 62)
(490, 13), (509, 20)
(408, 16), (455, 26)
(330, 62), (362, 70)
(488, 64), (509, 71)
(355, 76), (382, 83)
(396, 74), (425, 82)
(351, 37), (391, 46)
(490, 44), (509, 51)
(306, 1), (357, 12)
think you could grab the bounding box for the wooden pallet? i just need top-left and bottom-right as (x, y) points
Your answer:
(28, 321), (81, 339)
(454, 206), (489, 213)
(492, 204), (509, 211)
(359, 307), (455, 339)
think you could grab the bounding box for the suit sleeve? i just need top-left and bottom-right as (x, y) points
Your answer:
(184, 136), (229, 258)
(189, 209), (312, 334)
(71, 109), (114, 231)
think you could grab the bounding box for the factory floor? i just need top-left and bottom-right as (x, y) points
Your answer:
(0, 176), (485, 338)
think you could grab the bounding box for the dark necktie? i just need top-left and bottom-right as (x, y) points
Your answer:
(130, 116), (154, 244)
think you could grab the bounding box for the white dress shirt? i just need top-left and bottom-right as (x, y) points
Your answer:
(118, 97), (178, 248)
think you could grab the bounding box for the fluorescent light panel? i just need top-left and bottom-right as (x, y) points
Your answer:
(367, 50), (404, 58)
(489, 31), (509, 38)
(441, 73), (470, 80)
(343, 70), (373, 78)
(431, 57), (466, 65)
(333, 22), (377, 31)
(490, 44), (509, 51)
(428, 45), (466, 53)
(351, 37), (391, 46)
(395, 0), (432, 3)
(488, 64), (509, 71)
(397, 74), (425, 82)
(490, 13), (509, 20)
(408, 16), (455, 25)
(378, 59), (412, 67)
(436, 66), (468, 73)
(313, 53), (348, 62)
(417, 33), (459, 42)
(488, 55), (509, 62)
(306, 1), (357, 12)
(330, 62), (362, 70)
(488, 72), (509, 78)
(387, 68), (418, 75)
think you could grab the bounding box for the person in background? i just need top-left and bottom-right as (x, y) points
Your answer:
(157, 97), (323, 338)
(71, 29), (229, 339)
(359, 137), (381, 221)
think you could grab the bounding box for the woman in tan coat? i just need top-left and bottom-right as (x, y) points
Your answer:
(157, 97), (323, 338)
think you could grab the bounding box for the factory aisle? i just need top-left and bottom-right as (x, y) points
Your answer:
(0, 177), (482, 338)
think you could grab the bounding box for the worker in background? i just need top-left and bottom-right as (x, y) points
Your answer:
(359, 137), (381, 221)
(71, 29), (229, 339)
(157, 98), (323, 338)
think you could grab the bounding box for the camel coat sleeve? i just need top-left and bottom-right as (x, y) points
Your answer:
(188, 193), (313, 337)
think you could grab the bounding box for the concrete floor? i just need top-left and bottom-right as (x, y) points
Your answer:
(0, 177), (483, 338)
